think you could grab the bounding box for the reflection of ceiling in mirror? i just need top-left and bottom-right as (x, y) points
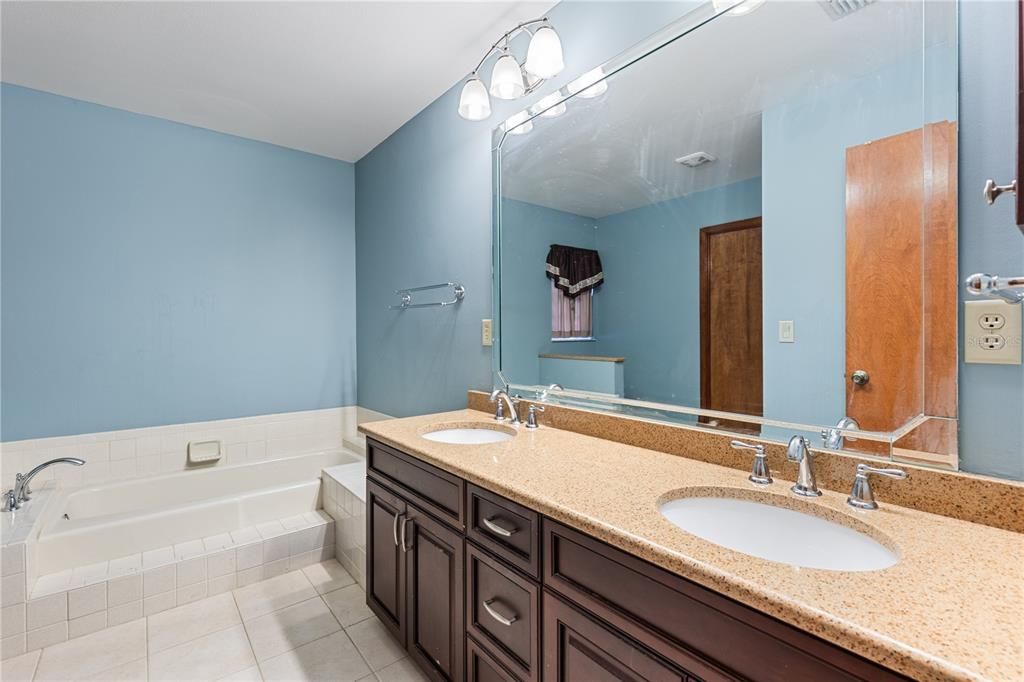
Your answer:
(500, 0), (952, 219)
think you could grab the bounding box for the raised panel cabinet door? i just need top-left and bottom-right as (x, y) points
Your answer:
(404, 503), (465, 682)
(366, 478), (407, 646)
(543, 591), (701, 682)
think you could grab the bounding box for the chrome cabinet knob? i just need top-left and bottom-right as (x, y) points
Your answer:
(851, 370), (870, 386)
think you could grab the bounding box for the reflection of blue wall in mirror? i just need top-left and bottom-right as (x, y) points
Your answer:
(500, 199), (596, 386)
(761, 43), (958, 432)
(592, 179), (762, 405)
(539, 357), (623, 396)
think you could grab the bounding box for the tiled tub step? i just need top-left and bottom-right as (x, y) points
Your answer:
(21, 511), (335, 654)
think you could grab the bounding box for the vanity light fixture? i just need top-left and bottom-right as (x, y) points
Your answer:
(567, 67), (608, 99)
(712, 0), (767, 16)
(457, 18), (565, 121)
(530, 92), (567, 118)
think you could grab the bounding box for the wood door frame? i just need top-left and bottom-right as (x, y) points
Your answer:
(699, 216), (763, 412)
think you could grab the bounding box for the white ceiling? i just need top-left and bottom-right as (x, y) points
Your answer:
(1, 1), (557, 162)
(501, 0), (952, 218)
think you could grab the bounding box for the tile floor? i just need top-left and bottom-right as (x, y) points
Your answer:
(2, 560), (426, 682)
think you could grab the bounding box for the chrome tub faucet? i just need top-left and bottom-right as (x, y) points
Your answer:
(2, 457), (85, 512)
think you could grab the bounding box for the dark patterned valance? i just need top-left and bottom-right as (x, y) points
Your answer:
(545, 244), (604, 298)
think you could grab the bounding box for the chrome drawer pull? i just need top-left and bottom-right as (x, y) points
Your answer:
(482, 516), (518, 538)
(392, 512), (402, 547)
(482, 598), (518, 627)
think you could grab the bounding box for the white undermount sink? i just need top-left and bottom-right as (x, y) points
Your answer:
(421, 426), (515, 445)
(659, 495), (898, 572)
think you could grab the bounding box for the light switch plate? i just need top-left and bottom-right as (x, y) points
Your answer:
(964, 300), (1022, 365)
(778, 320), (795, 343)
(482, 319), (493, 347)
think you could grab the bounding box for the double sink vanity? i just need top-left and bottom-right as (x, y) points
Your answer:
(359, 401), (1024, 682)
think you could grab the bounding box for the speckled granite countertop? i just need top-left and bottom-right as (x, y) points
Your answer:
(360, 409), (1024, 682)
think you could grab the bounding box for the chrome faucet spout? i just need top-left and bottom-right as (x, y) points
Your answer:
(489, 389), (521, 424)
(6, 458), (86, 510)
(786, 436), (821, 497)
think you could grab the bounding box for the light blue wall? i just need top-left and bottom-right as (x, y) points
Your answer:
(958, 0), (1024, 480)
(1, 84), (356, 441)
(592, 179), (762, 405)
(761, 47), (958, 427)
(499, 199), (596, 386)
(355, 1), (700, 418)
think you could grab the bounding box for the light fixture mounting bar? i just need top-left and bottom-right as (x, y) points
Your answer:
(470, 17), (551, 75)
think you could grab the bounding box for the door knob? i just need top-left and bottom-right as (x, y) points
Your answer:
(851, 370), (870, 386)
(983, 179), (1017, 205)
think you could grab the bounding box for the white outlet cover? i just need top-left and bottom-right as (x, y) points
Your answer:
(964, 300), (1022, 365)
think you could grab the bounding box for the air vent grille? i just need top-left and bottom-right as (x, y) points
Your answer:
(818, 0), (876, 20)
(675, 152), (716, 168)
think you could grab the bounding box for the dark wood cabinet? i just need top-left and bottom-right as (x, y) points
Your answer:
(406, 503), (465, 682)
(365, 437), (909, 682)
(366, 478), (406, 644)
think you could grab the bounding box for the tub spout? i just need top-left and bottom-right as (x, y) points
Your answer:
(3, 458), (85, 512)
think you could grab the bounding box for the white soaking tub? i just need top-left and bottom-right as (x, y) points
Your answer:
(33, 449), (358, 575)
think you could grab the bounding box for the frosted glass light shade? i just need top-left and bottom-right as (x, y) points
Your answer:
(458, 77), (491, 121)
(524, 25), (564, 79)
(530, 92), (566, 118)
(567, 68), (608, 99)
(490, 52), (526, 100)
(505, 111), (533, 136)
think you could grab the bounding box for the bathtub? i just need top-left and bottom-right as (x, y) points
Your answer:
(33, 449), (358, 575)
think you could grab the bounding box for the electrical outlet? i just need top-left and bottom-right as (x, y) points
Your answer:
(481, 319), (493, 347)
(965, 300), (1022, 365)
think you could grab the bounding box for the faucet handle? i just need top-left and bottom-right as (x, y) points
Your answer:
(491, 398), (506, 421)
(526, 404), (545, 429)
(2, 490), (18, 512)
(730, 440), (771, 485)
(847, 464), (907, 510)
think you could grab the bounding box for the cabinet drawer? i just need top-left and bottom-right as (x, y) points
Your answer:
(543, 590), (715, 682)
(466, 543), (540, 682)
(367, 438), (464, 530)
(467, 635), (521, 682)
(543, 520), (909, 682)
(466, 484), (540, 579)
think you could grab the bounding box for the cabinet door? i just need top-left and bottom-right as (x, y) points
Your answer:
(544, 591), (709, 682)
(366, 478), (407, 645)
(404, 503), (465, 682)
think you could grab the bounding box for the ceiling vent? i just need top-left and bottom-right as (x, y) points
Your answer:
(818, 0), (877, 21)
(675, 152), (716, 168)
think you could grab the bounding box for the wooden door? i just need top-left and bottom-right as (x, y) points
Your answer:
(405, 503), (465, 682)
(366, 479), (407, 646)
(845, 123), (957, 432)
(700, 218), (763, 417)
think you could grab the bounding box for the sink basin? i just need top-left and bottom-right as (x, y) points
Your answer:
(421, 426), (515, 445)
(659, 495), (897, 572)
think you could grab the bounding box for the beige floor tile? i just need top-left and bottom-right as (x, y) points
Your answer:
(148, 624), (255, 682)
(322, 584), (373, 627)
(1, 649), (39, 682)
(79, 657), (147, 681)
(258, 631), (370, 682)
(233, 571), (316, 621)
(218, 664), (262, 681)
(34, 619), (146, 681)
(147, 591), (241, 653)
(244, 597), (341, 662)
(301, 560), (355, 595)
(346, 617), (406, 672)
(376, 657), (429, 682)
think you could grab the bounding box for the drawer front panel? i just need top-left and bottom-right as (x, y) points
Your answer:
(543, 520), (908, 682)
(466, 544), (540, 682)
(367, 438), (464, 529)
(467, 484), (540, 579)
(467, 635), (521, 682)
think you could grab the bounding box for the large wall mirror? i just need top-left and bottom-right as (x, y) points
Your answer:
(493, 0), (960, 468)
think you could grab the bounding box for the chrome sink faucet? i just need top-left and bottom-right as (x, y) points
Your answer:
(3, 457), (86, 512)
(786, 436), (821, 497)
(489, 388), (521, 425)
